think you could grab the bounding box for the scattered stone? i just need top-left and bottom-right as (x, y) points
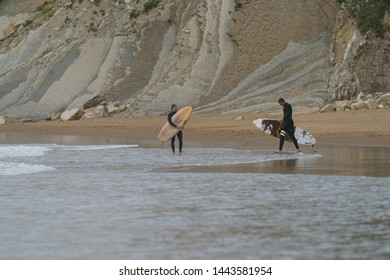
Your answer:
(365, 99), (378, 110)
(119, 104), (128, 112)
(324, 91), (389, 112)
(334, 100), (351, 111)
(356, 92), (366, 100)
(379, 93), (390, 106)
(51, 112), (61, 120)
(95, 105), (109, 118)
(107, 103), (121, 115)
(83, 112), (96, 119)
(0, 116), (6, 124)
(60, 108), (85, 121)
(351, 100), (369, 110)
(234, 116), (244, 120)
(320, 103), (334, 113)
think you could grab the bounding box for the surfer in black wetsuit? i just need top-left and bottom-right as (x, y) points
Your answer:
(276, 98), (300, 153)
(168, 104), (183, 154)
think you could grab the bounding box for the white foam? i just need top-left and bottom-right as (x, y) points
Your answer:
(0, 161), (55, 176)
(0, 144), (139, 176)
(0, 144), (138, 157)
(0, 145), (51, 158)
(53, 144), (138, 151)
(121, 148), (321, 172)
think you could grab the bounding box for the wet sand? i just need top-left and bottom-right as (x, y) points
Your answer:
(169, 147), (390, 178)
(1, 109), (389, 177)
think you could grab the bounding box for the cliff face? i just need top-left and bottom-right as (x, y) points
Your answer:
(0, 0), (388, 120)
(329, 9), (390, 101)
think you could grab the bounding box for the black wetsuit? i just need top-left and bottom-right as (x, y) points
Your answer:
(279, 102), (300, 151)
(168, 111), (183, 153)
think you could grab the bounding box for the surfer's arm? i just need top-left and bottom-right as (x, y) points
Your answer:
(168, 112), (177, 128)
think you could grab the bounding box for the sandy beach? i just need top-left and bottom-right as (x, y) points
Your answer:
(1, 108), (389, 177)
(1, 109), (389, 148)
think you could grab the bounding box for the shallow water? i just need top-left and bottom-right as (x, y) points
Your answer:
(181, 147), (390, 177)
(0, 144), (389, 259)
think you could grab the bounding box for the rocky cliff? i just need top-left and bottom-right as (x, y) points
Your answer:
(0, 0), (389, 121)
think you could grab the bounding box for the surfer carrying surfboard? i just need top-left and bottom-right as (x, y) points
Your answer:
(276, 98), (301, 153)
(167, 104), (183, 154)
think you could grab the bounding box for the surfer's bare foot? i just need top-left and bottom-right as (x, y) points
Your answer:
(274, 150), (282, 154)
(296, 149), (301, 153)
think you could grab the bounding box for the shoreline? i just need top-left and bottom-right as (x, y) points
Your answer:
(1, 109), (390, 148)
(1, 110), (390, 178)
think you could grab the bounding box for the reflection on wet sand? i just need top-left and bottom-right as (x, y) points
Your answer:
(174, 147), (390, 178)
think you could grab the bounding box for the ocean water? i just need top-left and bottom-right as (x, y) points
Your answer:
(0, 144), (389, 259)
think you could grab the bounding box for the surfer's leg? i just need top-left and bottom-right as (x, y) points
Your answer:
(278, 133), (285, 151)
(287, 128), (300, 152)
(177, 131), (183, 153)
(171, 136), (176, 153)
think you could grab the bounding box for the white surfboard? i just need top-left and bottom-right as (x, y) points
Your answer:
(253, 118), (316, 146)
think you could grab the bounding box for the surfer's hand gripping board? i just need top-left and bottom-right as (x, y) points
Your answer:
(158, 106), (192, 142)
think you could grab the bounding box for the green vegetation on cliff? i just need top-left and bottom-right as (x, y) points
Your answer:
(337, 0), (390, 38)
(144, 0), (160, 13)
